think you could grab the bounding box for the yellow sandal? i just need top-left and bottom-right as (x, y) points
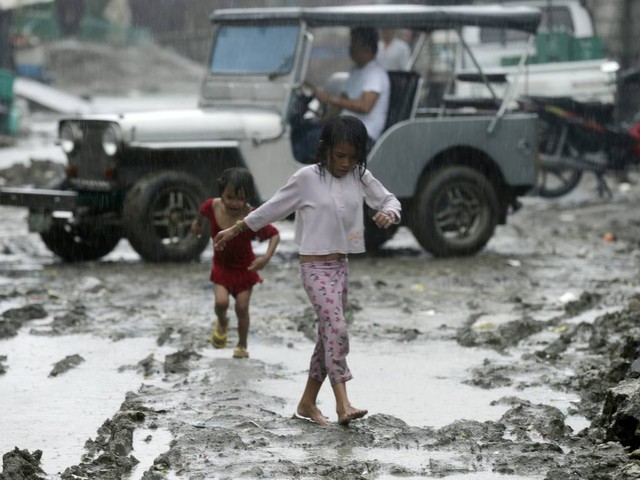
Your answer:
(211, 319), (228, 349)
(232, 346), (249, 359)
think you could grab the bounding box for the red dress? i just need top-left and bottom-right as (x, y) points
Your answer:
(199, 198), (279, 297)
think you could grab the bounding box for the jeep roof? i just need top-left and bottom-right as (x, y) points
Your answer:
(210, 4), (541, 33)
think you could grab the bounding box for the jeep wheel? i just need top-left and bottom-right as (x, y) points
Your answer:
(41, 223), (121, 262)
(409, 166), (498, 257)
(364, 206), (399, 251)
(123, 172), (209, 262)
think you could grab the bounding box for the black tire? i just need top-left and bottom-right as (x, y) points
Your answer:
(123, 172), (209, 262)
(41, 223), (121, 262)
(409, 166), (499, 257)
(363, 206), (399, 251)
(37, 176), (121, 262)
(536, 119), (583, 198)
(537, 165), (583, 198)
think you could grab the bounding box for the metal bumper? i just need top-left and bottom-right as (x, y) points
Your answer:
(0, 187), (78, 211)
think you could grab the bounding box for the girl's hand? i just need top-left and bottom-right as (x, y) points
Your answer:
(213, 227), (238, 250)
(372, 211), (395, 229)
(247, 256), (268, 272)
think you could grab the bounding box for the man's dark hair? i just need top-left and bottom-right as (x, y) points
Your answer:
(351, 27), (379, 56)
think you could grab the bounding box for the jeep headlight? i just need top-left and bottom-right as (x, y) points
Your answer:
(60, 122), (82, 154)
(102, 124), (120, 156)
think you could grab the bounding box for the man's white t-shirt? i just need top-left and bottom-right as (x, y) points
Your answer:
(342, 60), (390, 141)
(377, 38), (411, 71)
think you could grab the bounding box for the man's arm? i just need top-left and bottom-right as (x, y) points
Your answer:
(315, 88), (379, 114)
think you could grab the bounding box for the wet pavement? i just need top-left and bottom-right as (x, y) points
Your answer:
(1, 169), (640, 479)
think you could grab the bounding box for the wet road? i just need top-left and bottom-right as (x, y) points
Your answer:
(1, 171), (639, 478)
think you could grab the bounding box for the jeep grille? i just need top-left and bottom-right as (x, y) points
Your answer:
(62, 121), (119, 190)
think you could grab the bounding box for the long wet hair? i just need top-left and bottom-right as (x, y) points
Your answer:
(315, 115), (368, 180)
(217, 167), (257, 203)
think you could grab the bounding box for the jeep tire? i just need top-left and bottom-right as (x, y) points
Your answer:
(410, 166), (498, 257)
(41, 222), (121, 262)
(123, 171), (209, 262)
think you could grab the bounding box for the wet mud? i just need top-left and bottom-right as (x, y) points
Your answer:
(1, 167), (640, 479)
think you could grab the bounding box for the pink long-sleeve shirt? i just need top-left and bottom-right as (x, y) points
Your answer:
(244, 165), (401, 255)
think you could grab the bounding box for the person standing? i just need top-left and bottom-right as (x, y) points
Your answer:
(214, 116), (401, 425)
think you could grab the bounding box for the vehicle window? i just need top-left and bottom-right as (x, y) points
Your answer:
(306, 27), (351, 86)
(211, 25), (300, 74)
(479, 6), (574, 44)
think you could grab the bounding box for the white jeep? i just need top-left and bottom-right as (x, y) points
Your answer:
(0, 4), (541, 261)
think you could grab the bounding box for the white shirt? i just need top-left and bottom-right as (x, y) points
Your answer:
(377, 38), (411, 71)
(244, 165), (401, 255)
(342, 60), (390, 141)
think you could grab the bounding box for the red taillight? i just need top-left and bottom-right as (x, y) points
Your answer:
(104, 167), (116, 179)
(65, 165), (78, 177)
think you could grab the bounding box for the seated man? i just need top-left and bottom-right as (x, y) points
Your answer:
(290, 27), (390, 164)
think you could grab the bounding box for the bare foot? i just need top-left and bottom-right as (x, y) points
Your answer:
(337, 406), (368, 426)
(295, 404), (331, 426)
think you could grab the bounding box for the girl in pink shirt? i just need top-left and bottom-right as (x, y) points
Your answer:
(214, 116), (400, 425)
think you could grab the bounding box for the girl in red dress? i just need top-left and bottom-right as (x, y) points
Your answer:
(192, 168), (280, 359)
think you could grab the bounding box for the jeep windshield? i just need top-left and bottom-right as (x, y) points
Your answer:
(210, 24), (300, 75)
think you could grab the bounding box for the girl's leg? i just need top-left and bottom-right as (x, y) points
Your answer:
(296, 376), (331, 426)
(234, 289), (251, 349)
(311, 261), (352, 384)
(299, 260), (364, 425)
(332, 381), (367, 426)
(213, 284), (230, 335)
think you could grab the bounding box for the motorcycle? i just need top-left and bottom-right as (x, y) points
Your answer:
(518, 94), (640, 198)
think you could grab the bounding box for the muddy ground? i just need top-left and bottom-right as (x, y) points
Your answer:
(0, 167), (640, 480)
(2, 39), (640, 480)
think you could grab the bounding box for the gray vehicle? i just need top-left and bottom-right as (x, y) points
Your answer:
(0, 4), (541, 261)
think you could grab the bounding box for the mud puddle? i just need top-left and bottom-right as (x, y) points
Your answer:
(0, 331), (172, 476)
(250, 338), (587, 431)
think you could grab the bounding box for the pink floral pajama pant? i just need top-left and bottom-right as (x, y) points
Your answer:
(300, 258), (352, 386)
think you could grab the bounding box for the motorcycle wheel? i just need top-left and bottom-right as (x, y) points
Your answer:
(536, 119), (584, 198)
(537, 166), (583, 198)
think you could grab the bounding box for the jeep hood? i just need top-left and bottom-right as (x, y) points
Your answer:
(74, 108), (283, 147)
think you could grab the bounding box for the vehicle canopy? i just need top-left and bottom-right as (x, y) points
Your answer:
(205, 5), (542, 113)
(210, 4), (541, 34)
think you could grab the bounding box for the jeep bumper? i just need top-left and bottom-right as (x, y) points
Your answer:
(0, 187), (78, 211)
